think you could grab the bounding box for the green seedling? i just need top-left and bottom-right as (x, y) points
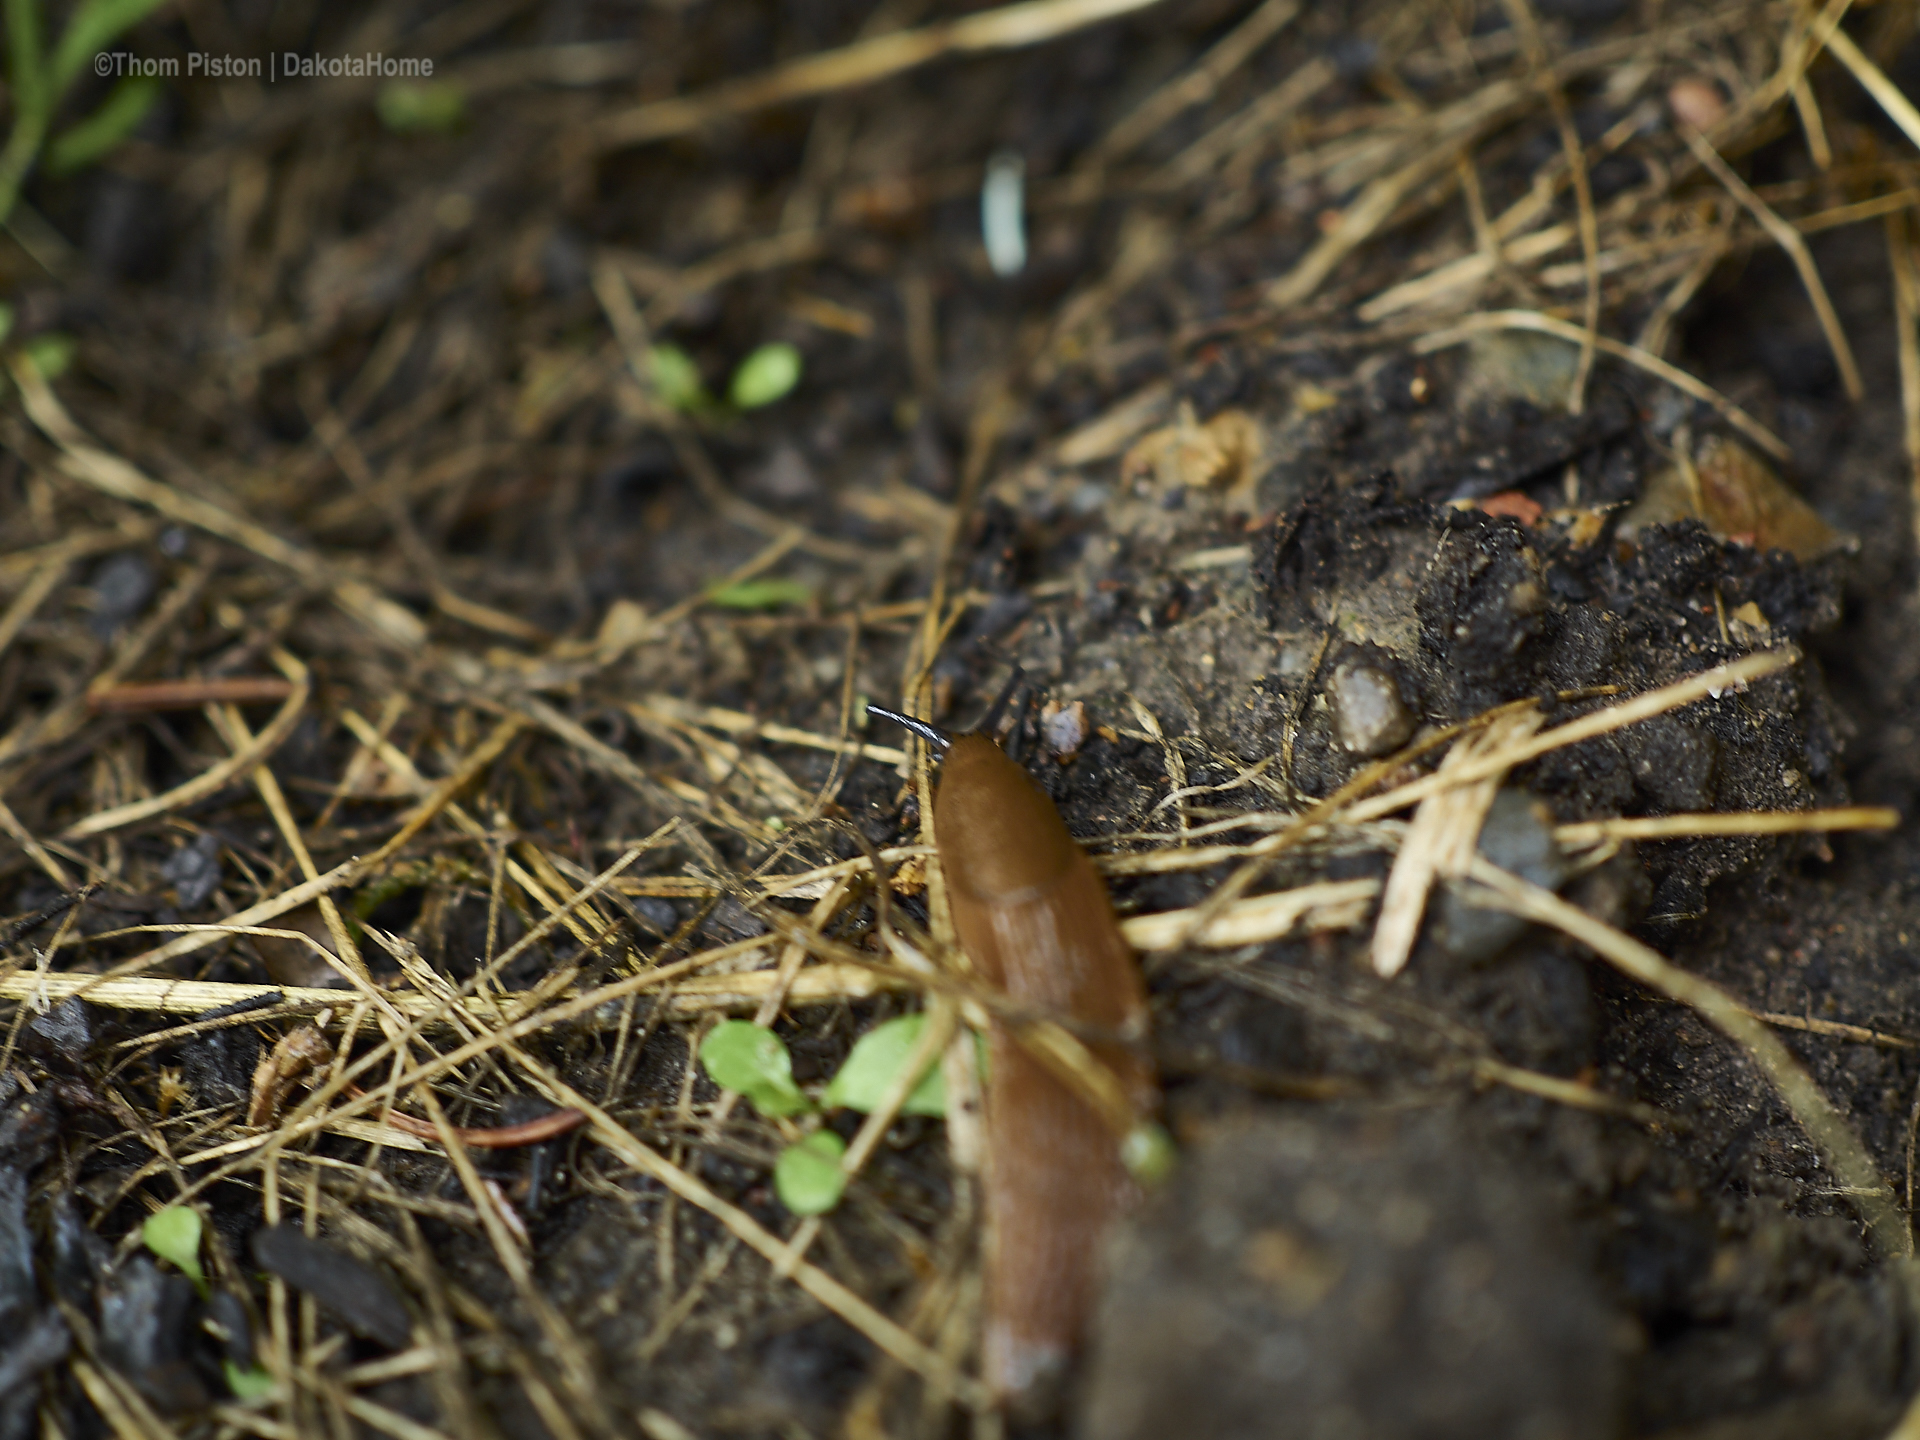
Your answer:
(141, 1204), (206, 1294)
(773, 1129), (847, 1215)
(703, 1010), (995, 1216)
(824, 1013), (948, 1118)
(703, 577), (813, 612)
(376, 80), (466, 135)
(223, 1360), (275, 1401)
(727, 342), (802, 410)
(698, 1020), (812, 1118)
(646, 344), (709, 413)
(644, 341), (804, 416)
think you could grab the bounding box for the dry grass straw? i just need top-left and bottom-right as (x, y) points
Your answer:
(593, 0), (1169, 150)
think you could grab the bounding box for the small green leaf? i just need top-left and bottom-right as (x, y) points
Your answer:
(375, 80), (467, 135)
(703, 577), (813, 612)
(223, 1360), (275, 1401)
(20, 333), (75, 380)
(1121, 1122), (1176, 1185)
(0, 304), (14, 347)
(45, 76), (162, 176)
(647, 344), (708, 413)
(142, 1205), (206, 1291)
(728, 342), (802, 410)
(774, 1130), (847, 1215)
(699, 1020), (811, 1118)
(825, 1014), (947, 1117)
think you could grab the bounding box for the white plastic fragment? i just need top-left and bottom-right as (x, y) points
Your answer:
(981, 149), (1027, 277)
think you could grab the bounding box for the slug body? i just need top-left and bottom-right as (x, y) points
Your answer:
(933, 733), (1154, 1409)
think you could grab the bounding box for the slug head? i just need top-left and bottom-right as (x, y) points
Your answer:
(865, 703), (1079, 900)
(933, 734), (1078, 902)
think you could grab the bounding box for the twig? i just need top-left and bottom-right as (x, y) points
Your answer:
(1811, 14), (1920, 154)
(1119, 878), (1379, 951)
(0, 960), (906, 1024)
(1471, 1055), (1670, 1126)
(1750, 1011), (1916, 1050)
(1497, 0), (1600, 411)
(61, 650), (312, 840)
(87, 676), (298, 713)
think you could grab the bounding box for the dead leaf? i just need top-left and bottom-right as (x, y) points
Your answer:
(248, 1025), (334, 1128)
(1619, 435), (1849, 561)
(1120, 403), (1264, 506)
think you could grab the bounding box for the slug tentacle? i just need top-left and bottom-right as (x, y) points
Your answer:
(865, 705), (951, 750)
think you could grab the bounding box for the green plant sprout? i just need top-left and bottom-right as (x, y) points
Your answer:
(1, 0), (173, 228)
(376, 79), (466, 135)
(703, 577), (814, 612)
(646, 343), (708, 413)
(699, 1019), (812, 1119)
(18, 329), (71, 377)
(141, 1203), (207, 1294)
(223, 1360), (275, 1401)
(823, 1013), (949, 1117)
(645, 340), (804, 418)
(727, 342), (801, 409)
(773, 1129), (847, 1215)
(699, 1014), (1167, 1211)
(1121, 1121), (1177, 1185)
(699, 1013), (972, 1215)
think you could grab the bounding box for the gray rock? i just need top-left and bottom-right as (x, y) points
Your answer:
(1327, 656), (1415, 757)
(1432, 788), (1571, 962)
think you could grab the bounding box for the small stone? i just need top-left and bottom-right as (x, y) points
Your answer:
(1326, 657), (1413, 757)
(1433, 789), (1570, 961)
(88, 553), (156, 639)
(161, 833), (222, 910)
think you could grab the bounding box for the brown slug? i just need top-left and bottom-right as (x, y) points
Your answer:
(870, 701), (1155, 1411)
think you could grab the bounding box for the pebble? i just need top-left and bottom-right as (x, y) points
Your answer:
(1432, 788), (1570, 961)
(1327, 656), (1414, 757)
